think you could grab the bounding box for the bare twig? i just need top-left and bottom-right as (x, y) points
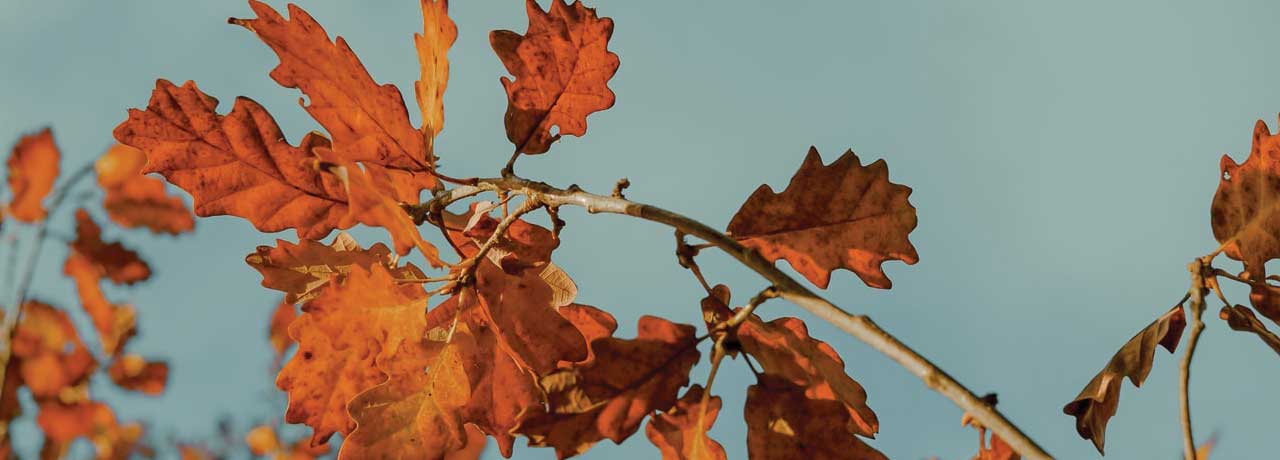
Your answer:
(414, 176), (1053, 459)
(1180, 258), (1210, 460)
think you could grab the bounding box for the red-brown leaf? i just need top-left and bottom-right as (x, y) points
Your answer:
(473, 260), (587, 375)
(230, 0), (437, 176)
(515, 316), (700, 459)
(114, 79), (350, 239)
(1063, 305), (1186, 454)
(727, 147), (918, 289)
(71, 209), (151, 285)
(95, 144), (195, 235)
(644, 385), (727, 460)
(63, 252), (138, 357)
(6, 128), (60, 223)
(491, 0), (619, 155)
(744, 376), (887, 460)
(106, 354), (168, 395)
(1211, 117), (1280, 324)
(738, 315), (878, 437)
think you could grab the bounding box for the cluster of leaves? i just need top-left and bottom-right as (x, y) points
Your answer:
(99, 1), (1035, 459)
(1062, 117), (1280, 456)
(0, 131), (194, 458)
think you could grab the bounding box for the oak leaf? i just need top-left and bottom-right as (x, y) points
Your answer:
(644, 385), (727, 460)
(744, 376), (887, 460)
(230, 0), (437, 176)
(1063, 305), (1186, 454)
(246, 232), (421, 304)
(106, 354), (169, 395)
(515, 316), (700, 459)
(491, 0), (619, 155)
(1210, 118), (1280, 324)
(36, 400), (115, 445)
(6, 128), (60, 223)
(415, 0), (457, 153)
(738, 314), (878, 437)
(114, 79), (350, 239)
(64, 252), (138, 357)
(457, 303), (543, 457)
(473, 260), (587, 375)
(11, 301), (97, 400)
(461, 203), (560, 273)
(95, 144), (195, 235)
(72, 209), (151, 285)
(269, 300), (297, 362)
(246, 424), (330, 460)
(276, 264), (429, 445)
(327, 160), (443, 263)
(1220, 304), (1280, 356)
(727, 147), (918, 289)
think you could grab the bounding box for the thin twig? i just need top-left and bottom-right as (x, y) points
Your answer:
(414, 175), (1053, 459)
(1180, 258), (1210, 460)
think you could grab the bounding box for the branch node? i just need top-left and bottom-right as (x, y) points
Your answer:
(612, 177), (630, 199)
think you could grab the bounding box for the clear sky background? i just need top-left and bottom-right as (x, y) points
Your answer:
(3, 0), (1279, 458)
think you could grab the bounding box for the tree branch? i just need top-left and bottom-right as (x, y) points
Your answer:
(415, 176), (1053, 459)
(1180, 259), (1210, 460)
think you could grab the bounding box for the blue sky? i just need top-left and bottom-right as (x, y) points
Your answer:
(3, 0), (1280, 458)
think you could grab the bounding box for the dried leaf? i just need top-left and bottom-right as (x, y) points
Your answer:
(246, 232), (418, 304)
(727, 147), (918, 289)
(114, 79), (350, 239)
(744, 376), (887, 460)
(1211, 117), (1280, 324)
(64, 252), (138, 357)
(72, 209), (151, 285)
(12, 301), (97, 400)
(276, 264), (429, 445)
(491, 0), (619, 155)
(1219, 304), (1280, 357)
(106, 354), (168, 395)
(230, 0), (436, 176)
(738, 315), (878, 437)
(458, 304), (543, 457)
(515, 316), (700, 458)
(36, 400), (115, 444)
(473, 260), (587, 375)
(329, 160), (443, 263)
(415, 0), (457, 151)
(269, 300), (298, 360)
(95, 144), (195, 235)
(644, 385), (727, 460)
(6, 128), (60, 223)
(1063, 305), (1186, 454)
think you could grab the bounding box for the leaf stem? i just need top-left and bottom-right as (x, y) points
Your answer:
(1180, 258), (1210, 460)
(417, 176), (1054, 459)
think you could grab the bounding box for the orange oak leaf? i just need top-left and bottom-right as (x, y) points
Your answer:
(737, 314), (878, 437)
(6, 128), (60, 223)
(491, 0), (620, 155)
(95, 144), (195, 235)
(472, 260), (587, 375)
(246, 232), (422, 304)
(276, 263), (429, 445)
(72, 209), (151, 285)
(744, 376), (887, 460)
(558, 303), (619, 366)
(247, 424), (330, 460)
(269, 300), (298, 361)
(1211, 118), (1280, 324)
(644, 385), (727, 460)
(64, 252), (138, 357)
(1220, 304), (1280, 356)
(727, 147), (918, 289)
(246, 425), (280, 456)
(415, 0), (457, 152)
(36, 400), (115, 444)
(106, 354), (169, 395)
(515, 316), (700, 459)
(230, 0), (437, 176)
(328, 160), (443, 263)
(114, 79), (351, 239)
(457, 303), (543, 457)
(1063, 305), (1186, 454)
(342, 324), (475, 460)
(961, 395), (1019, 460)
(11, 301), (97, 400)
(699, 285), (736, 349)
(462, 203), (560, 273)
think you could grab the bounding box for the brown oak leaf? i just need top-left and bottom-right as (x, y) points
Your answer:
(95, 144), (195, 235)
(644, 385), (727, 460)
(1219, 304), (1280, 357)
(738, 314), (878, 437)
(276, 264), (429, 445)
(71, 209), (151, 285)
(458, 304), (543, 457)
(471, 260), (587, 375)
(1211, 118), (1280, 324)
(106, 354), (169, 395)
(744, 376), (887, 460)
(230, 0), (437, 176)
(415, 0), (457, 154)
(491, 0), (620, 155)
(328, 160), (443, 263)
(1063, 305), (1186, 454)
(246, 232), (422, 304)
(515, 316), (700, 459)
(727, 147), (918, 289)
(114, 79), (350, 239)
(6, 128), (60, 223)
